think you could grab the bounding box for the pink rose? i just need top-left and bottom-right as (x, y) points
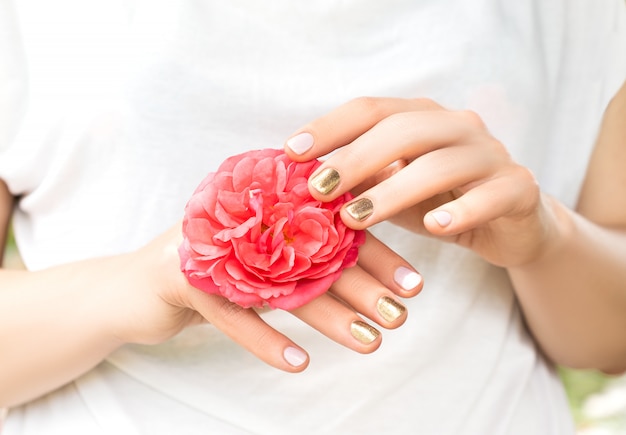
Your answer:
(179, 148), (365, 310)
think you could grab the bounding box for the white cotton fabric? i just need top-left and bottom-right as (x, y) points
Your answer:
(1, 0), (625, 434)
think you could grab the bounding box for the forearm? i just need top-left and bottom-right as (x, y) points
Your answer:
(0, 256), (129, 407)
(508, 196), (626, 373)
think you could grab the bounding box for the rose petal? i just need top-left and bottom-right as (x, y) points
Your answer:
(179, 148), (365, 310)
(267, 272), (340, 310)
(231, 157), (257, 192)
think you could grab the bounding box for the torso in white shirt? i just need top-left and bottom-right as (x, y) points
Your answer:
(2, 1), (625, 434)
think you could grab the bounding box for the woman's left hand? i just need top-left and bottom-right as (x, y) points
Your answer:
(285, 97), (549, 268)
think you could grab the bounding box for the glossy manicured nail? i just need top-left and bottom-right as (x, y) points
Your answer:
(310, 167), (341, 195)
(376, 296), (406, 323)
(345, 198), (374, 221)
(431, 210), (452, 227)
(286, 132), (314, 155)
(283, 346), (307, 367)
(394, 266), (422, 291)
(350, 320), (380, 344)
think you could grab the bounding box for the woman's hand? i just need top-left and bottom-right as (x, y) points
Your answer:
(116, 221), (422, 373)
(284, 97), (548, 268)
(280, 93), (626, 373)
(0, 217), (421, 408)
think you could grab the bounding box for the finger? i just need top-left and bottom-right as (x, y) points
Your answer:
(284, 97), (443, 159)
(305, 110), (480, 202)
(424, 167), (539, 236)
(357, 231), (422, 298)
(294, 232), (421, 341)
(328, 264), (409, 330)
(339, 141), (500, 229)
(350, 159), (408, 197)
(187, 289), (310, 372)
(290, 292), (382, 353)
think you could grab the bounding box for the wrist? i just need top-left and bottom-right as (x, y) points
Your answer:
(510, 194), (574, 270)
(107, 223), (192, 346)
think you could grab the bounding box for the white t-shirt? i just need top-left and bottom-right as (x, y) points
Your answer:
(1, 1), (625, 434)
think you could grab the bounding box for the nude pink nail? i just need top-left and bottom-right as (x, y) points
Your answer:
(286, 132), (314, 155)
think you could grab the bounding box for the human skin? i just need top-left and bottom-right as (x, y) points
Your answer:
(3, 82), (624, 408)
(0, 183), (421, 408)
(285, 81), (626, 374)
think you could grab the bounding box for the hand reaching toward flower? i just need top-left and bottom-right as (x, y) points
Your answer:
(285, 97), (543, 268)
(284, 93), (626, 373)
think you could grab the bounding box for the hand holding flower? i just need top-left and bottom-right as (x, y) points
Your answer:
(116, 148), (423, 374)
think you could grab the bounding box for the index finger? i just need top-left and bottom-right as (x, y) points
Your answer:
(284, 97), (442, 161)
(284, 98), (447, 206)
(186, 289), (311, 372)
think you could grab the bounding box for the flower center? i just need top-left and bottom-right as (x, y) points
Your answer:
(282, 228), (295, 244)
(260, 222), (296, 244)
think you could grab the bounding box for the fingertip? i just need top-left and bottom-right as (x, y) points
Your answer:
(350, 320), (382, 353)
(338, 197), (377, 231)
(344, 197), (374, 223)
(393, 266), (423, 297)
(282, 346), (310, 372)
(309, 166), (342, 198)
(376, 295), (408, 329)
(431, 210), (452, 227)
(285, 131), (315, 159)
(425, 209), (453, 235)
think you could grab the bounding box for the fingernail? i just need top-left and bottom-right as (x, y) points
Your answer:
(345, 198), (374, 221)
(376, 296), (406, 323)
(350, 320), (380, 344)
(431, 210), (452, 227)
(283, 346), (307, 367)
(310, 167), (341, 195)
(286, 132), (314, 155)
(394, 266), (422, 291)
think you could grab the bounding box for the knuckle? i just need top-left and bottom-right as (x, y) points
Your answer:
(479, 136), (509, 160)
(341, 143), (368, 169)
(513, 164), (539, 187)
(351, 96), (391, 121)
(315, 296), (342, 323)
(253, 327), (276, 353)
(215, 297), (246, 322)
(410, 97), (441, 110)
(509, 165), (541, 212)
(295, 293), (336, 324)
(456, 109), (487, 130)
(384, 111), (414, 129)
(342, 271), (369, 295)
(378, 111), (416, 140)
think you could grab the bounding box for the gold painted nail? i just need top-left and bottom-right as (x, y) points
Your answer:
(310, 167), (341, 195)
(376, 296), (406, 323)
(345, 198), (374, 221)
(350, 320), (380, 344)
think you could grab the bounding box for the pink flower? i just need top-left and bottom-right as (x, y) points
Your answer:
(179, 148), (365, 310)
